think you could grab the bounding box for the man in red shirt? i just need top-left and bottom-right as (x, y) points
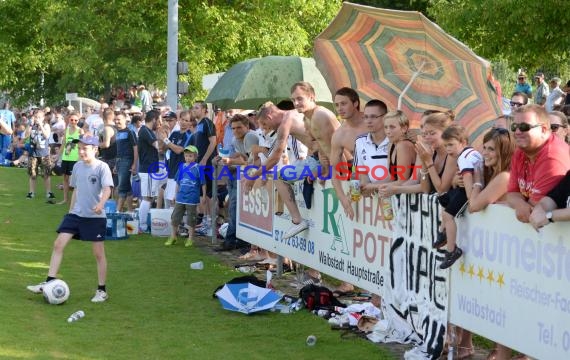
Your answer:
(506, 104), (570, 222)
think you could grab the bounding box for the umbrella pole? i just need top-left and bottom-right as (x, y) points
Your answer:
(397, 62), (425, 111)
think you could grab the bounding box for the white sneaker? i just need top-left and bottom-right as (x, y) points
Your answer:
(26, 281), (47, 294)
(196, 226), (212, 237)
(282, 220), (308, 239)
(91, 290), (108, 303)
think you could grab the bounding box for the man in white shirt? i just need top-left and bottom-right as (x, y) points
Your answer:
(545, 77), (565, 112)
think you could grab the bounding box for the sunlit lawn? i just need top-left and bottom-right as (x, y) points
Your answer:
(0, 167), (395, 359)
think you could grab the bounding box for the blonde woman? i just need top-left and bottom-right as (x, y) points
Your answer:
(366, 110), (417, 197)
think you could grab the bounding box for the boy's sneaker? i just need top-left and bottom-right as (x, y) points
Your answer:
(26, 281), (47, 294)
(164, 238), (177, 246)
(195, 226), (212, 237)
(91, 290), (108, 303)
(195, 219), (211, 231)
(185, 238), (194, 247)
(47, 192), (56, 199)
(439, 247), (463, 270)
(26, 192), (34, 199)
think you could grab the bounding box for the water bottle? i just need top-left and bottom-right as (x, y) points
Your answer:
(381, 196), (394, 220)
(350, 167), (361, 202)
(67, 310), (85, 323)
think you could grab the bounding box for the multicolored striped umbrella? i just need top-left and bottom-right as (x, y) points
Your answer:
(314, 3), (502, 141)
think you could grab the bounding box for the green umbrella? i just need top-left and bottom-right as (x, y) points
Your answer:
(205, 56), (333, 110)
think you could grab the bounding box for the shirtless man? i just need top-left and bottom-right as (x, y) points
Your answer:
(329, 87), (369, 294)
(329, 87), (368, 220)
(286, 81), (339, 238)
(243, 103), (312, 238)
(245, 82), (339, 239)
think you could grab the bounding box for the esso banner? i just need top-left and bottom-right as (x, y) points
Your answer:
(238, 178), (273, 237)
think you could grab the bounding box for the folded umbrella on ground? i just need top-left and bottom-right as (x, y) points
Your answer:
(215, 282), (282, 315)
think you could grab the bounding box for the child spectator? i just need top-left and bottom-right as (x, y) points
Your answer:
(165, 145), (204, 247)
(434, 125), (483, 269)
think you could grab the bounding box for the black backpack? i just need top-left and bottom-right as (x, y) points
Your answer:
(299, 284), (346, 311)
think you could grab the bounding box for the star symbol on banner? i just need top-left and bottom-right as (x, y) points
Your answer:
(497, 273), (505, 288)
(477, 267), (485, 282)
(459, 262), (466, 276)
(468, 264), (475, 279)
(487, 270), (495, 284)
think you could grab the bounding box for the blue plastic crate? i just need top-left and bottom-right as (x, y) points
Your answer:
(106, 212), (132, 240)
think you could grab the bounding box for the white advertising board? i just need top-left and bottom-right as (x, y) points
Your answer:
(453, 204), (570, 360)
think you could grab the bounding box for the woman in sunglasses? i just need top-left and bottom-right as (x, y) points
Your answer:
(548, 110), (569, 144)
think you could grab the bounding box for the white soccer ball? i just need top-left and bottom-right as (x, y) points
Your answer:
(219, 222), (229, 239)
(42, 279), (70, 305)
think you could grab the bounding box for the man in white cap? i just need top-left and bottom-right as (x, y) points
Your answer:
(533, 72), (550, 106)
(545, 77), (565, 112)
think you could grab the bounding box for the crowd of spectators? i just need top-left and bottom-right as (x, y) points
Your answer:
(4, 71), (570, 358)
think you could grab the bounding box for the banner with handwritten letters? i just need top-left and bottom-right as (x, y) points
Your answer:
(453, 205), (570, 360)
(237, 181), (447, 359)
(390, 194), (448, 358)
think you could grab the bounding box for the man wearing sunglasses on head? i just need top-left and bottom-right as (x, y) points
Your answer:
(506, 104), (570, 224)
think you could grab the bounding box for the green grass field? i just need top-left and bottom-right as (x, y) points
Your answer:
(0, 168), (395, 360)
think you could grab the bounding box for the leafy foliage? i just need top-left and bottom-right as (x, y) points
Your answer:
(428, 0), (570, 72)
(0, 0), (341, 106)
(352, 0), (430, 13)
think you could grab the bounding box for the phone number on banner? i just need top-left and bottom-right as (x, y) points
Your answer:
(273, 230), (315, 254)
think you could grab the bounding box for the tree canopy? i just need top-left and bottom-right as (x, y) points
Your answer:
(0, 0), (341, 106)
(429, 0), (570, 72)
(1, 0), (569, 107)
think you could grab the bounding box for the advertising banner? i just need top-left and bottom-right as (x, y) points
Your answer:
(452, 205), (570, 360)
(238, 181), (448, 358)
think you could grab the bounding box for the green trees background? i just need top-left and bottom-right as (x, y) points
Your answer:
(0, 0), (568, 106)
